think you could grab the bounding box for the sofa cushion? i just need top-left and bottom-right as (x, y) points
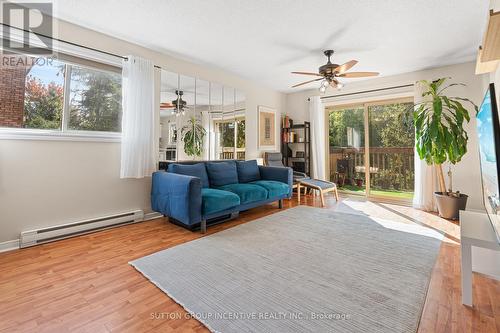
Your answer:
(250, 180), (290, 198)
(206, 161), (238, 187)
(236, 160), (261, 183)
(201, 188), (240, 216)
(218, 183), (268, 205)
(167, 163), (209, 188)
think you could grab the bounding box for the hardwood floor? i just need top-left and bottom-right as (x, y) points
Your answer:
(0, 194), (499, 333)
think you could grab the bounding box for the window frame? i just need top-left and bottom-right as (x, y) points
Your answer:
(0, 55), (123, 142)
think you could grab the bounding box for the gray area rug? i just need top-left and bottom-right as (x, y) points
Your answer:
(130, 206), (443, 333)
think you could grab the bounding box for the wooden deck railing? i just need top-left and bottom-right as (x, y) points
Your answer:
(329, 146), (414, 191)
(219, 149), (246, 160)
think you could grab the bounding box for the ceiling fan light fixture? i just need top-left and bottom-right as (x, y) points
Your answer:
(291, 50), (379, 90)
(319, 78), (330, 93)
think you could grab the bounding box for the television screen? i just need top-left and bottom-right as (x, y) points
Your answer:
(476, 83), (500, 243)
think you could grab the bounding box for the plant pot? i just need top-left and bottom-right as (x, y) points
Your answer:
(434, 192), (468, 220)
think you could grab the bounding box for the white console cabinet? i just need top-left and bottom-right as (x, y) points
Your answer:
(460, 210), (500, 306)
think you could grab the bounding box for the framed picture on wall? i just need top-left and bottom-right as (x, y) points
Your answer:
(258, 106), (277, 150)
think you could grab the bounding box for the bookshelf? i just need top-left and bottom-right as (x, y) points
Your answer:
(281, 120), (311, 176)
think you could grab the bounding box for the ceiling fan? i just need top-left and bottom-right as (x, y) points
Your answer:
(160, 90), (189, 116)
(291, 50), (379, 92)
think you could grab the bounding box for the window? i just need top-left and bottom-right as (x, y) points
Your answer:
(219, 122), (235, 150)
(24, 58), (65, 130)
(68, 65), (122, 132)
(0, 55), (122, 136)
(216, 117), (245, 160)
(237, 119), (245, 148)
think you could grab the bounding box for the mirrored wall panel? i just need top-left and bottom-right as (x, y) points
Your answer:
(159, 70), (246, 162)
(159, 71), (179, 162)
(196, 79), (210, 160)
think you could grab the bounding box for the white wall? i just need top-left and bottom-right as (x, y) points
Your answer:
(0, 19), (284, 243)
(492, 54), (500, 107)
(284, 62), (489, 211)
(490, 0), (500, 109)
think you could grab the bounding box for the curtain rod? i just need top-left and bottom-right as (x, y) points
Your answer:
(307, 83), (414, 101)
(1, 23), (162, 69)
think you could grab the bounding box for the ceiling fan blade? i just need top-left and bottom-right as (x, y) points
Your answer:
(338, 71), (379, 78)
(292, 78), (322, 88)
(335, 60), (358, 74)
(291, 71), (323, 77)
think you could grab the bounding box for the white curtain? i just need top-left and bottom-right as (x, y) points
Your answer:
(413, 159), (439, 211)
(412, 82), (438, 211)
(309, 96), (326, 180)
(120, 56), (156, 178)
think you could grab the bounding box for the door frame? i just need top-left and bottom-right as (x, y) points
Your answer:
(324, 95), (414, 203)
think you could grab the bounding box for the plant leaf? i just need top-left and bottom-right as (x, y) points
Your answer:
(413, 77), (477, 167)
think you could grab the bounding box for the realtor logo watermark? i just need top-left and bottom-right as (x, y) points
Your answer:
(150, 311), (351, 321)
(1, 1), (53, 55)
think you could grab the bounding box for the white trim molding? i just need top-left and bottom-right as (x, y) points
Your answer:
(0, 128), (121, 142)
(143, 212), (163, 221)
(0, 239), (20, 253)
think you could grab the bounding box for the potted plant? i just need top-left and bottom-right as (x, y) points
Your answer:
(414, 78), (478, 219)
(181, 116), (206, 158)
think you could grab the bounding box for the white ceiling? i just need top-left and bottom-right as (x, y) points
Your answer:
(51, 0), (489, 93)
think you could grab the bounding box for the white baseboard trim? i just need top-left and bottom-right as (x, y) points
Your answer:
(143, 212), (163, 221)
(0, 239), (20, 253)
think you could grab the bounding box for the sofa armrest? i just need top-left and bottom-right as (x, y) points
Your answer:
(151, 171), (202, 225)
(259, 166), (293, 197)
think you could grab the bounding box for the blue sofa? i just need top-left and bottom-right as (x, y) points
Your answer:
(151, 160), (293, 233)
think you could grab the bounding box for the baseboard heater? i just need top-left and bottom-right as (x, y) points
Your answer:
(20, 210), (144, 248)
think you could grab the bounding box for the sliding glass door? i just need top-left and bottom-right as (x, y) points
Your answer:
(327, 98), (414, 201)
(328, 105), (366, 195)
(368, 101), (415, 199)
